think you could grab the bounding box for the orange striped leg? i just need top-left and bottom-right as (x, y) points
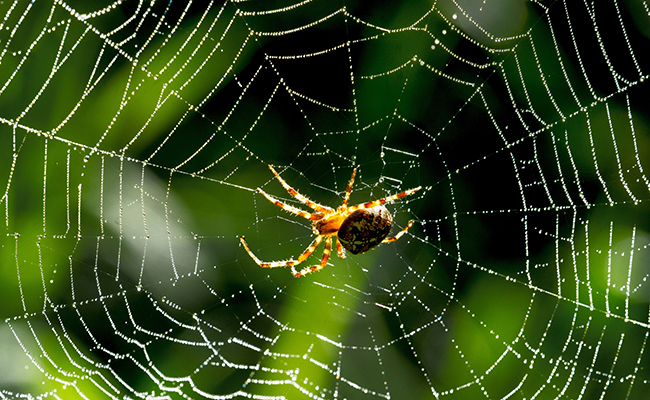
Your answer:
(240, 236), (323, 273)
(268, 166), (332, 212)
(257, 188), (322, 221)
(294, 236), (332, 277)
(347, 186), (421, 213)
(382, 220), (415, 243)
(341, 168), (357, 207)
(335, 237), (345, 259)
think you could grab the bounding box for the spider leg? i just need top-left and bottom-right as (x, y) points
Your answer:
(294, 236), (332, 277)
(382, 220), (415, 243)
(257, 188), (323, 221)
(335, 237), (346, 259)
(347, 186), (421, 213)
(240, 236), (323, 270)
(341, 168), (357, 207)
(268, 166), (333, 212)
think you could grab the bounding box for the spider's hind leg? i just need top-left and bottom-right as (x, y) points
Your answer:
(382, 220), (415, 243)
(341, 168), (357, 207)
(348, 186), (422, 213)
(335, 237), (346, 259)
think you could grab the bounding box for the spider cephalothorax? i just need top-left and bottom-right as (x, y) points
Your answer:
(240, 166), (421, 277)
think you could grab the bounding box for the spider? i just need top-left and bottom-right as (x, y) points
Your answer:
(240, 165), (421, 277)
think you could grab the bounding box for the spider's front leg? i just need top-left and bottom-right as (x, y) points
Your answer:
(294, 236), (333, 277)
(268, 166), (332, 213)
(257, 188), (322, 221)
(239, 236), (323, 275)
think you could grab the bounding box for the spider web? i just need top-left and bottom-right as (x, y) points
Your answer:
(1, 0), (649, 399)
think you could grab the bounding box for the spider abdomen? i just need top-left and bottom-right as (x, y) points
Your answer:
(337, 206), (393, 255)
